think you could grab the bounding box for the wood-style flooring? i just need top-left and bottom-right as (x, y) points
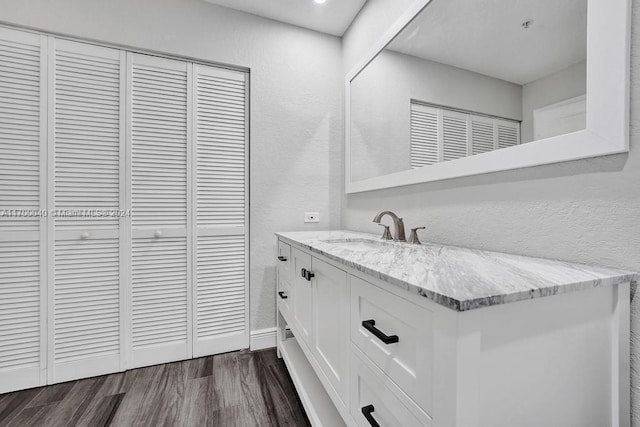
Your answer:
(0, 349), (310, 427)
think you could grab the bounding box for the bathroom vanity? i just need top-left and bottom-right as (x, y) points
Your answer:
(275, 230), (636, 427)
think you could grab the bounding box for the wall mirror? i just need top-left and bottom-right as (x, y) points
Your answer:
(345, 0), (630, 193)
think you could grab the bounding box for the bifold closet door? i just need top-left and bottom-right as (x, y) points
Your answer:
(128, 53), (192, 367)
(48, 38), (125, 382)
(0, 26), (249, 392)
(193, 65), (248, 357)
(0, 27), (47, 393)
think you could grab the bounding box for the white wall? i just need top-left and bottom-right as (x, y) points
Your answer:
(0, 0), (343, 333)
(343, 0), (640, 423)
(522, 60), (587, 143)
(351, 48), (522, 181)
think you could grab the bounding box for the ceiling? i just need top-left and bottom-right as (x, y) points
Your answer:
(202, 0), (367, 36)
(388, 0), (587, 85)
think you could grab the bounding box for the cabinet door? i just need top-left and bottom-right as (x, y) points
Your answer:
(291, 248), (312, 347)
(0, 26), (47, 393)
(312, 258), (348, 406)
(193, 65), (248, 357)
(49, 38), (124, 383)
(128, 53), (191, 367)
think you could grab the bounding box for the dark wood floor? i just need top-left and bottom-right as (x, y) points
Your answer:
(0, 349), (310, 427)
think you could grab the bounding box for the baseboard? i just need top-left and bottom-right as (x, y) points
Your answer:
(250, 327), (277, 351)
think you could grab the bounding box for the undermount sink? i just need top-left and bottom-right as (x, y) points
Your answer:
(320, 238), (396, 252)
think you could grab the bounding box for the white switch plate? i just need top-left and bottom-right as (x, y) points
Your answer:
(304, 212), (320, 223)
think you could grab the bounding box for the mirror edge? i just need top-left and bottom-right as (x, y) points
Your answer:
(345, 0), (631, 194)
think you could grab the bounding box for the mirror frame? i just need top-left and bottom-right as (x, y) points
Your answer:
(345, 0), (631, 193)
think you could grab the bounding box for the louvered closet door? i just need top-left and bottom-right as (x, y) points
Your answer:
(193, 65), (248, 357)
(497, 119), (520, 149)
(128, 53), (192, 367)
(442, 110), (469, 162)
(49, 38), (125, 382)
(470, 114), (496, 155)
(410, 103), (439, 168)
(0, 27), (46, 393)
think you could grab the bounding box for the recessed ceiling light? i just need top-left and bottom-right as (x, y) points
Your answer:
(314, 0), (326, 4)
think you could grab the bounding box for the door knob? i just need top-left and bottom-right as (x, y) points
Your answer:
(154, 230), (163, 238)
(80, 231), (89, 240)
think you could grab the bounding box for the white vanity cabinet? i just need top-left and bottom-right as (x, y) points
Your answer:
(277, 242), (350, 421)
(276, 231), (635, 427)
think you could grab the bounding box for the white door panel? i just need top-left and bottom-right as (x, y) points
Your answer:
(49, 38), (124, 382)
(0, 239), (42, 393)
(128, 53), (192, 367)
(52, 235), (121, 381)
(0, 26), (46, 392)
(193, 65), (248, 357)
(131, 236), (190, 365)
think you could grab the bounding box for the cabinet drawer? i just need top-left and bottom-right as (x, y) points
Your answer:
(350, 276), (434, 414)
(277, 240), (291, 284)
(350, 351), (431, 427)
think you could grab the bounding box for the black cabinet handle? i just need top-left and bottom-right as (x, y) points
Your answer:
(362, 319), (399, 344)
(278, 291), (288, 299)
(300, 268), (314, 281)
(361, 405), (380, 427)
(277, 256), (287, 261)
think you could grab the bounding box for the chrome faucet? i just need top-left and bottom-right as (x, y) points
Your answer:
(372, 211), (406, 242)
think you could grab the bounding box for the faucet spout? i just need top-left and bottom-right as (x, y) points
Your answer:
(372, 211), (406, 242)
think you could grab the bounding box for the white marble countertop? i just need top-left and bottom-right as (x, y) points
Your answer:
(276, 230), (638, 312)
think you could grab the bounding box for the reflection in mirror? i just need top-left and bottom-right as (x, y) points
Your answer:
(350, 0), (587, 182)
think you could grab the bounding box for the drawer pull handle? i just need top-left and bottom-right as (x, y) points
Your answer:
(361, 404), (380, 427)
(362, 319), (399, 344)
(305, 270), (314, 281)
(301, 268), (314, 282)
(277, 256), (287, 261)
(278, 291), (288, 299)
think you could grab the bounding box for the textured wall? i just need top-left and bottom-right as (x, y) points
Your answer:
(343, 0), (640, 422)
(0, 0), (343, 332)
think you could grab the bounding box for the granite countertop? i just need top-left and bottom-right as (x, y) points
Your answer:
(275, 230), (638, 312)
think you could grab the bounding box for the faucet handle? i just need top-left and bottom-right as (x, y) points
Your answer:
(377, 223), (393, 240)
(408, 227), (425, 244)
